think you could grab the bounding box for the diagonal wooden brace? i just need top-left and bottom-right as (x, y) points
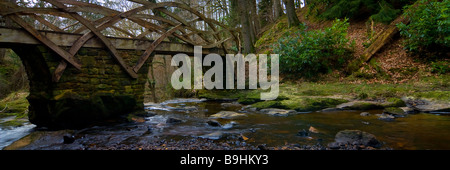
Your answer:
(7, 14), (82, 71)
(133, 24), (183, 73)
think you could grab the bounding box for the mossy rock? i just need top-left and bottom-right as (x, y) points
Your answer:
(384, 107), (406, 117)
(348, 102), (385, 110)
(281, 97), (349, 112)
(251, 101), (283, 110)
(384, 97), (406, 107)
(337, 101), (385, 110)
(0, 119), (27, 128)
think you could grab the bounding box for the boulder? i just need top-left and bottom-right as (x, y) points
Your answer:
(336, 101), (384, 110)
(360, 112), (371, 116)
(172, 106), (199, 113)
(383, 107), (406, 117)
(199, 131), (224, 140)
(400, 107), (415, 114)
(209, 111), (246, 119)
(259, 108), (297, 116)
(221, 102), (243, 109)
(241, 105), (257, 112)
(206, 120), (221, 127)
(166, 117), (183, 124)
(296, 129), (310, 137)
(406, 97), (450, 114)
(333, 130), (380, 148)
(376, 113), (395, 121)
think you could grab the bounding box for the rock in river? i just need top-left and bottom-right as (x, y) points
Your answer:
(332, 130), (381, 148)
(207, 120), (222, 127)
(405, 97), (450, 114)
(360, 112), (370, 117)
(221, 102), (243, 109)
(209, 111), (246, 119)
(166, 117), (183, 124)
(259, 108), (297, 116)
(199, 131), (224, 140)
(376, 113), (395, 121)
(383, 107), (406, 117)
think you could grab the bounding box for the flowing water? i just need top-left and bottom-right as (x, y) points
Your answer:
(1, 98), (450, 150)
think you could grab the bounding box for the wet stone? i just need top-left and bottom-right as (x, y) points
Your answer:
(260, 108), (297, 116)
(360, 112), (370, 116)
(209, 111), (246, 119)
(384, 107), (406, 117)
(207, 120), (221, 127)
(297, 129), (310, 137)
(166, 118), (183, 124)
(376, 113), (395, 121)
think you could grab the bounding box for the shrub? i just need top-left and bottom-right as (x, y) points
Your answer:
(397, 0), (450, 56)
(431, 61), (449, 75)
(273, 19), (353, 79)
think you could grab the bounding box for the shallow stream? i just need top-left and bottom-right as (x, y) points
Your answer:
(1, 98), (450, 150)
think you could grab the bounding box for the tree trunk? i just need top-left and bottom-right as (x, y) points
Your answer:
(362, 15), (410, 62)
(238, 0), (255, 53)
(273, 0), (283, 21)
(284, 0), (300, 27)
(250, 0), (261, 36)
(229, 0), (240, 28)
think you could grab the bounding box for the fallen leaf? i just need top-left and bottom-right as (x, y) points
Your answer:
(309, 126), (319, 133)
(240, 134), (249, 141)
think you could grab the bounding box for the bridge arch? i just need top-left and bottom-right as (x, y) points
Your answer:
(0, 0), (234, 128)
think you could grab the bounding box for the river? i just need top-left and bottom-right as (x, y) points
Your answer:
(1, 98), (450, 150)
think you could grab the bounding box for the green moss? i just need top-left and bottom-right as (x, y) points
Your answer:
(281, 97), (348, 112)
(0, 92), (29, 118)
(385, 97), (406, 107)
(198, 90), (244, 100)
(412, 91), (450, 102)
(251, 101), (282, 109)
(0, 119), (26, 128)
(347, 102), (385, 110)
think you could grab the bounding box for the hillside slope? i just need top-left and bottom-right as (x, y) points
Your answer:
(255, 8), (440, 84)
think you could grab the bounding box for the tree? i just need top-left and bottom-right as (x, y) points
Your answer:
(259, 0), (273, 26)
(249, 0), (261, 35)
(238, 0), (255, 53)
(284, 0), (300, 27)
(273, 0), (283, 21)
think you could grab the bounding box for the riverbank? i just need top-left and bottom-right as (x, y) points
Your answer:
(1, 74), (449, 150)
(198, 74), (449, 114)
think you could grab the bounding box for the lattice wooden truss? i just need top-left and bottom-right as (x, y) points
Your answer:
(0, 0), (238, 82)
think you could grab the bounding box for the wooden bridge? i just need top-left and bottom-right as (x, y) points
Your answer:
(0, 0), (237, 128)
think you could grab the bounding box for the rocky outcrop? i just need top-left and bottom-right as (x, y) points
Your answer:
(405, 97), (450, 114)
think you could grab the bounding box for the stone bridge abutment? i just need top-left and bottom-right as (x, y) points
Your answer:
(13, 45), (150, 128)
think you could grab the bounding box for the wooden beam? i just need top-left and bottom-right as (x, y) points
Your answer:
(0, 28), (225, 55)
(45, 0), (138, 79)
(133, 24), (182, 73)
(5, 14), (82, 70)
(362, 16), (410, 62)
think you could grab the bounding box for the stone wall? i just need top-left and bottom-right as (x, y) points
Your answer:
(14, 45), (150, 129)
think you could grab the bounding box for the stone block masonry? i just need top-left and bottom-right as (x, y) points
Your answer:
(13, 45), (150, 129)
